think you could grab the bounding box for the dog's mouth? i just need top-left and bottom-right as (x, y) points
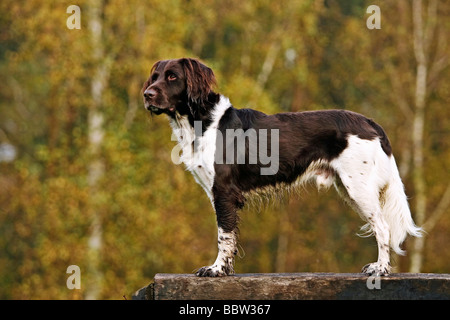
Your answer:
(146, 104), (176, 115)
(147, 105), (163, 115)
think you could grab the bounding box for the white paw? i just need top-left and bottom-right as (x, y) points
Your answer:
(361, 262), (391, 276)
(195, 263), (233, 277)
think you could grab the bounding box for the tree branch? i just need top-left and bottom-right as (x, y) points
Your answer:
(256, 41), (280, 89)
(423, 183), (450, 232)
(424, 0), (438, 57)
(385, 61), (414, 121)
(412, 0), (426, 66)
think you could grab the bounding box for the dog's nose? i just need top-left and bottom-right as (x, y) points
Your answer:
(144, 88), (157, 99)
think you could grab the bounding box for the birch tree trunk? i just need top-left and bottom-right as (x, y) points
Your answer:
(409, 0), (428, 274)
(408, 0), (449, 273)
(86, 0), (108, 300)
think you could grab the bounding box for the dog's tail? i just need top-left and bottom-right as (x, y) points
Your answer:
(382, 155), (423, 255)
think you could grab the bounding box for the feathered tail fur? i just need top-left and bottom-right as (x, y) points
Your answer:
(382, 156), (423, 255)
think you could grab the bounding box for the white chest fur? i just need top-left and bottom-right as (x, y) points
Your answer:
(170, 96), (231, 203)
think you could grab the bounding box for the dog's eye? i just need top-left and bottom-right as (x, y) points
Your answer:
(167, 74), (177, 81)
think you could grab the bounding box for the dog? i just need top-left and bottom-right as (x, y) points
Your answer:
(142, 58), (422, 277)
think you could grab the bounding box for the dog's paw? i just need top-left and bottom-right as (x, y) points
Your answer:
(361, 262), (391, 276)
(195, 264), (233, 277)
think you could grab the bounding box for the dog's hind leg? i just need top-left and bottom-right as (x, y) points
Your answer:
(335, 173), (392, 276)
(332, 136), (392, 275)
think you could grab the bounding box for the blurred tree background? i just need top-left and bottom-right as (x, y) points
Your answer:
(0, 0), (449, 299)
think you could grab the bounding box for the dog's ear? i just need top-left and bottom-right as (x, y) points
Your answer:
(151, 60), (161, 74)
(180, 58), (216, 106)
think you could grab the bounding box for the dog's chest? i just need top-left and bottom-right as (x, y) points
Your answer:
(170, 116), (216, 201)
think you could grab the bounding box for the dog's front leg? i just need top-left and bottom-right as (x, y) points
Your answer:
(195, 227), (238, 277)
(196, 191), (240, 277)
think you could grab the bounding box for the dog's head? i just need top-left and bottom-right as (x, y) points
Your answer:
(142, 58), (216, 117)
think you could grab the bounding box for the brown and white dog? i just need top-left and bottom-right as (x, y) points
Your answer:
(142, 58), (422, 277)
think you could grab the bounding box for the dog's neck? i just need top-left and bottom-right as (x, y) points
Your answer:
(173, 91), (222, 132)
